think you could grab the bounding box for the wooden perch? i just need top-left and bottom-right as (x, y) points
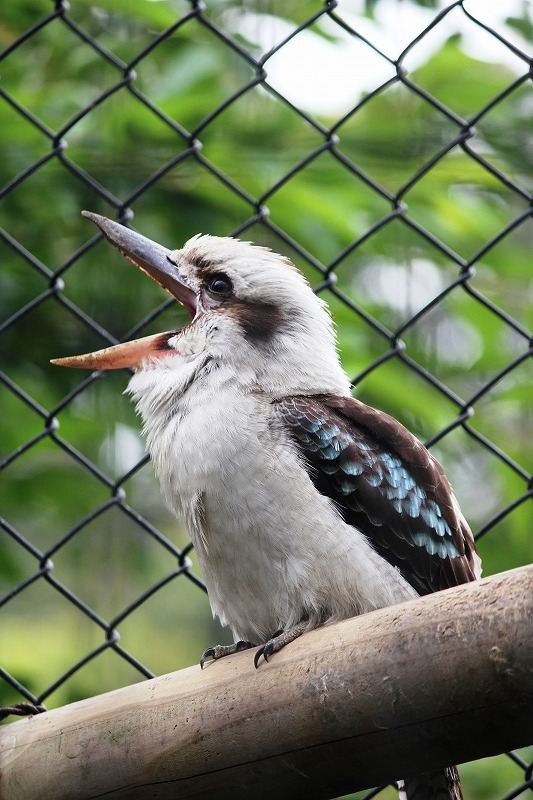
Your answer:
(1, 564), (532, 800)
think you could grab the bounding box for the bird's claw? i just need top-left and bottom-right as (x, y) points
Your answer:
(253, 623), (307, 668)
(202, 625), (307, 669)
(200, 647), (216, 669)
(254, 641), (275, 668)
(200, 640), (254, 668)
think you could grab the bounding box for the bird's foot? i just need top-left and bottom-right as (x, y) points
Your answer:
(254, 622), (307, 668)
(200, 640), (254, 669)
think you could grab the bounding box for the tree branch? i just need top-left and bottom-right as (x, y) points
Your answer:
(1, 565), (532, 800)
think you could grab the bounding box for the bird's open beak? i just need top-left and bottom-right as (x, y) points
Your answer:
(51, 212), (197, 370)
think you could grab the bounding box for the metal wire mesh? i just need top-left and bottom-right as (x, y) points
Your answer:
(1, 1), (532, 798)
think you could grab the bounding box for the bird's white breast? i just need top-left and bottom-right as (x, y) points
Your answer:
(130, 365), (417, 644)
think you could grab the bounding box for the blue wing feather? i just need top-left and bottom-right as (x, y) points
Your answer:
(273, 394), (480, 594)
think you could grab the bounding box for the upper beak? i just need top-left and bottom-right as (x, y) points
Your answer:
(51, 212), (197, 370)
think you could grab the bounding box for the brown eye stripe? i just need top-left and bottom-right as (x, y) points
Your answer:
(224, 300), (286, 343)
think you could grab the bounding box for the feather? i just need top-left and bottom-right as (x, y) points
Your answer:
(273, 394), (481, 595)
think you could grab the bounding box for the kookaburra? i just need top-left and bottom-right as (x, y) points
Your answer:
(53, 212), (481, 800)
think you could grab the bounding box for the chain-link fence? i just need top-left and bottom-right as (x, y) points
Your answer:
(1, 1), (532, 798)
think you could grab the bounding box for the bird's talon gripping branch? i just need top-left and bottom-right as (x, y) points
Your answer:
(200, 640), (254, 669)
(199, 648), (215, 669)
(254, 644), (270, 669)
(254, 623), (307, 668)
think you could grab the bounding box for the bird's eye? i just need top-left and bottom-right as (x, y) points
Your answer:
(206, 273), (233, 297)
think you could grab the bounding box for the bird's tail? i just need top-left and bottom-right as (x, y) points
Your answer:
(398, 766), (463, 800)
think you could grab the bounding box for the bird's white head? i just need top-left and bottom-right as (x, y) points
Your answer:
(51, 214), (351, 403)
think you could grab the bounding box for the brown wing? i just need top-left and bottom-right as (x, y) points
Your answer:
(274, 394), (481, 595)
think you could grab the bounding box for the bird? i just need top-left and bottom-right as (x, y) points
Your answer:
(52, 211), (481, 800)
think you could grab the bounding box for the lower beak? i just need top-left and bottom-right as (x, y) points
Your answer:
(51, 212), (196, 370)
(51, 332), (175, 370)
